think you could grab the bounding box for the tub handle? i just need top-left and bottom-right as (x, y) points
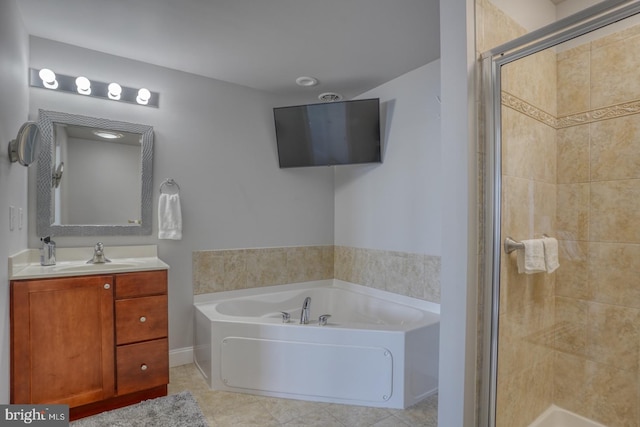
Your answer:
(280, 312), (291, 323)
(318, 314), (331, 326)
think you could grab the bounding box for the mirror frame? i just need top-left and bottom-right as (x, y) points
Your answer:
(37, 109), (154, 236)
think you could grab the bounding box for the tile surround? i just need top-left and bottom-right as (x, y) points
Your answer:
(493, 14), (640, 426)
(334, 246), (441, 303)
(556, 125), (590, 184)
(193, 245), (441, 304)
(557, 46), (590, 117)
(591, 27), (640, 109)
(193, 246), (334, 295)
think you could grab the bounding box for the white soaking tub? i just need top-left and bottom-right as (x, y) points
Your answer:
(194, 280), (439, 409)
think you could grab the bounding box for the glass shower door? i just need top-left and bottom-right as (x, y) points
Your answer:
(488, 6), (640, 427)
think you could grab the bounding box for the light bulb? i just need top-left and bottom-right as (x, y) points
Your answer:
(108, 82), (122, 100)
(39, 68), (58, 89)
(136, 88), (151, 105)
(75, 76), (91, 95)
(93, 130), (123, 139)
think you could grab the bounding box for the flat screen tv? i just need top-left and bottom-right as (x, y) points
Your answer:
(273, 98), (381, 168)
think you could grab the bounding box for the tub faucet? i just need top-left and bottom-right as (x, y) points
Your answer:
(87, 242), (111, 264)
(300, 297), (311, 324)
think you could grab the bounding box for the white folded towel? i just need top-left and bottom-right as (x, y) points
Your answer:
(158, 193), (182, 240)
(516, 239), (546, 274)
(542, 236), (559, 273)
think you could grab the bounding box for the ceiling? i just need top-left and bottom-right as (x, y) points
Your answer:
(17, 0), (441, 101)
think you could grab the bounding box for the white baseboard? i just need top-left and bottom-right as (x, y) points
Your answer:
(169, 347), (194, 367)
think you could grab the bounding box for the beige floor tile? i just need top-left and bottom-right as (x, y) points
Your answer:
(370, 414), (413, 427)
(258, 396), (329, 424)
(392, 394), (438, 427)
(214, 401), (281, 427)
(169, 364), (438, 427)
(283, 408), (344, 426)
(326, 404), (393, 427)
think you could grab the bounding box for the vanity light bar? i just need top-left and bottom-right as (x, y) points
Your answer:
(29, 68), (159, 108)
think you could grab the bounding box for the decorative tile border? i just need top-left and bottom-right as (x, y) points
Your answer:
(501, 92), (557, 128)
(556, 99), (640, 128)
(502, 91), (640, 129)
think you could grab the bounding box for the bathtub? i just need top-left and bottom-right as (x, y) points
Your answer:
(194, 279), (439, 409)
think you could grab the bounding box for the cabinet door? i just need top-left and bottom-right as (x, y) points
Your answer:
(11, 275), (115, 407)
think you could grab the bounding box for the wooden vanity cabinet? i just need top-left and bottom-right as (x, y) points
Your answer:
(10, 275), (115, 407)
(10, 269), (168, 419)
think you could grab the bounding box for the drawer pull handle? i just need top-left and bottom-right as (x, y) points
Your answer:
(104, 284), (111, 290)
(139, 316), (147, 323)
(140, 364), (148, 371)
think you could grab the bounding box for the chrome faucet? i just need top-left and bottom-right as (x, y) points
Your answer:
(87, 242), (111, 264)
(300, 297), (311, 324)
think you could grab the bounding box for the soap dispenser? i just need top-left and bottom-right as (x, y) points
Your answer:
(40, 236), (56, 266)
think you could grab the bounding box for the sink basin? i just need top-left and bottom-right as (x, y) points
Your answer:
(52, 262), (139, 273)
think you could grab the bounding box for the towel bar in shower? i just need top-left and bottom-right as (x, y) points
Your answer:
(504, 237), (524, 254)
(504, 235), (551, 254)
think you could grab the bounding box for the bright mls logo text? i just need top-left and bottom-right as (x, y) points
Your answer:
(1, 405), (68, 426)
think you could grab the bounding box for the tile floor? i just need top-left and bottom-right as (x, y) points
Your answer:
(169, 364), (438, 426)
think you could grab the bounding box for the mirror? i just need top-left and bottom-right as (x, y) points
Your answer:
(8, 122), (41, 166)
(37, 109), (154, 236)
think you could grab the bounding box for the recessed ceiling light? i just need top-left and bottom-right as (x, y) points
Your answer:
(295, 76), (318, 87)
(93, 130), (123, 139)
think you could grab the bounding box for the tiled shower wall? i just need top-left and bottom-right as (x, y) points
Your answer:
(478, 2), (640, 424)
(553, 26), (640, 426)
(474, 1), (530, 422)
(497, 48), (558, 427)
(476, 1), (558, 424)
(193, 245), (441, 303)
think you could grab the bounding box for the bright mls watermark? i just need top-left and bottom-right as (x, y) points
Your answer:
(1, 405), (68, 426)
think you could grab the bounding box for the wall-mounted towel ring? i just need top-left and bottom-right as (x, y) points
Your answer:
(159, 178), (180, 194)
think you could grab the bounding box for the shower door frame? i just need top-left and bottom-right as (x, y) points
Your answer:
(480, 1), (640, 426)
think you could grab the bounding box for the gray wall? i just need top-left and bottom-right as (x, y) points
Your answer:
(438, 0), (478, 425)
(335, 60), (441, 256)
(0, 0), (30, 404)
(27, 37), (335, 352)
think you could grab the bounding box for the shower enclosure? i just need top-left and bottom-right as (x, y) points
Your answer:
(482, 1), (640, 426)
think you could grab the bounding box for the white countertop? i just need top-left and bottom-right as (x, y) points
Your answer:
(9, 245), (169, 280)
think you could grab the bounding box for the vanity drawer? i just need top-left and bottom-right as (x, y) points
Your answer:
(116, 338), (168, 395)
(115, 270), (167, 299)
(115, 295), (168, 345)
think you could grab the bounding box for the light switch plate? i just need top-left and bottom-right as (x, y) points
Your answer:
(9, 206), (15, 231)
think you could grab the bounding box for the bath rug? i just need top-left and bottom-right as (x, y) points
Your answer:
(70, 391), (208, 427)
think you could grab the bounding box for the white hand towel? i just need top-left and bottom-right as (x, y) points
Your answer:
(516, 239), (546, 274)
(542, 236), (559, 273)
(158, 193), (182, 240)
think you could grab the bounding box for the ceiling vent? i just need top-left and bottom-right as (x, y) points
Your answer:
(318, 92), (343, 102)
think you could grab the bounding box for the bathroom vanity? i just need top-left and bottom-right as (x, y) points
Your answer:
(8, 246), (169, 420)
